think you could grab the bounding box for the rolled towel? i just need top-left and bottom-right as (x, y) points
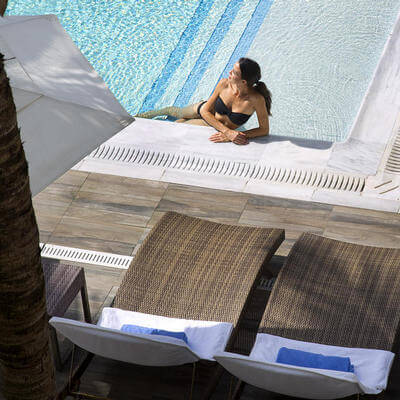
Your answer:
(121, 324), (188, 344)
(121, 324), (153, 335)
(276, 347), (354, 373)
(153, 329), (188, 344)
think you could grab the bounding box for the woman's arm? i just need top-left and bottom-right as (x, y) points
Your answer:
(210, 93), (269, 145)
(200, 79), (232, 133)
(204, 79), (249, 145)
(241, 94), (269, 138)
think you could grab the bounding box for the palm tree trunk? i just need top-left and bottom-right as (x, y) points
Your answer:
(0, 51), (56, 399)
(0, 1), (7, 17)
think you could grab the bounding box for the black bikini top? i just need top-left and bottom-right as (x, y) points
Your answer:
(215, 96), (252, 126)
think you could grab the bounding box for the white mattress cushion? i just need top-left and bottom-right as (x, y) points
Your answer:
(50, 316), (197, 366)
(98, 307), (233, 361)
(214, 333), (394, 399)
(50, 308), (232, 367)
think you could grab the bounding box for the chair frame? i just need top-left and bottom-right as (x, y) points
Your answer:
(229, 233), (400, 399)
(43, 258), (92, 370)
(55, 211), (284, 399)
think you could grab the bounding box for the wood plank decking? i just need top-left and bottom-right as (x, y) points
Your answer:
(32, 170), (400, 400)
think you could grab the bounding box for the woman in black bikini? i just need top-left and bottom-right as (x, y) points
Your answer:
(136, 58), (271, 145)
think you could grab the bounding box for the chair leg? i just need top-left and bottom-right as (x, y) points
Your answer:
(56, 349), (95, 399)
(189, 362), (196, 400)
(49, 325), (63, 371)
(201, 364), (224, 400)
(68, 354), (111, 399)
(231, 379), (245, 400)
(80, 282), (92, 323)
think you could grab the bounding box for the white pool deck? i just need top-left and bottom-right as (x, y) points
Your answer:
(75, 9), (400, 214)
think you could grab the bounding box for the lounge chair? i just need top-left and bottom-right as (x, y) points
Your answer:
(49, 211), (284, 398)
(215, 232), (400, 399)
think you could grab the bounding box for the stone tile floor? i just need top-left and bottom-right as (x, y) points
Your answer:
(33, 170), (400, 400)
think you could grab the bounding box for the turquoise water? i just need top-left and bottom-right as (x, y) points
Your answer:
(6, 0), (200, 114)
(6, 0), (400, 141)
(244, 0), (400, 142)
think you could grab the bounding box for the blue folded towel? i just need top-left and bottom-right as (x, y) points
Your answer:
(276, 347), (354, 373)
(121, 325), (154, 335)
(121, 324), (188, 344)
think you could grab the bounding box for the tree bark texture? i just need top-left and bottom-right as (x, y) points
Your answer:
(0, 54), (56, 399)
(0, 1), (7, 18)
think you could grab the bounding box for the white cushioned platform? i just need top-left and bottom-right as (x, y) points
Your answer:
(214, 333), (394, 399)
(50, 307), (232, 366)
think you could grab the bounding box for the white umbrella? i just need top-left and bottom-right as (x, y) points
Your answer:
(0, 14), (134, 195)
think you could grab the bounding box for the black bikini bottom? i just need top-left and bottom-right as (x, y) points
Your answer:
(197, 101), (207, 116)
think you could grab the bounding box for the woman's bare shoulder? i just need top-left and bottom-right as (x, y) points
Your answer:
(217, 78), (229, 89)
(250, 90), (265, 106)
(209, 78), (229, 99)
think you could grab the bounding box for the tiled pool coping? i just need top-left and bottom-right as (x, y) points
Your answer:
(75, 117), (399, 213)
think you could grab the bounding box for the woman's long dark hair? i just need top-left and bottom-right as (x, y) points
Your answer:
(238, 57), (271, 116)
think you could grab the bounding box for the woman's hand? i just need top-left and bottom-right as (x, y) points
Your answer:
(224, 129), (249, 145)
(209, 129), (249, 145)
(209, 131), (230, 143)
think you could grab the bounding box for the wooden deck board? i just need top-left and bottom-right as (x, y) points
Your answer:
(30, 170), (400, 400)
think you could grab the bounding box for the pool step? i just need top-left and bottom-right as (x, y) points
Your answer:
(189, 0), (273, 104)
(385, 125), (400, 174)
(141, 0), (270, 112)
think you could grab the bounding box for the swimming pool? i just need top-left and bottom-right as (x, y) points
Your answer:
(6, 0), (400, 142)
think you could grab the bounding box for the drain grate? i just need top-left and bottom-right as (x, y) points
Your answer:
(40, 244), (132, 269)
(89, 144), (365, 193)
(385, 126), (400, 174)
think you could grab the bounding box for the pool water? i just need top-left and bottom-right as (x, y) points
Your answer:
(6, 0), (200, 115)
(6, 0), (400, 142)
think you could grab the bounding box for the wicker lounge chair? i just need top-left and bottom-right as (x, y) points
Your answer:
(216, 232), (400, 399)
(50, 211), (284, 398)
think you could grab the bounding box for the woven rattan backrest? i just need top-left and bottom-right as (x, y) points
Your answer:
(114, 212), (284, 325)
(260, 232), (400, 350)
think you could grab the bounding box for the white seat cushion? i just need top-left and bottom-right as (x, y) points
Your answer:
(50, 307), (233, 366)
(98, 307), (233, 361)
(214, 333), (394, 399)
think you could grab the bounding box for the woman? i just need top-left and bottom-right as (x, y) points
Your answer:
(136, 58), (271, 145)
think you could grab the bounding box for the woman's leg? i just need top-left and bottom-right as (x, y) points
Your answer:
(183, 119), (209, 126)
(136, 103), (202, 120)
